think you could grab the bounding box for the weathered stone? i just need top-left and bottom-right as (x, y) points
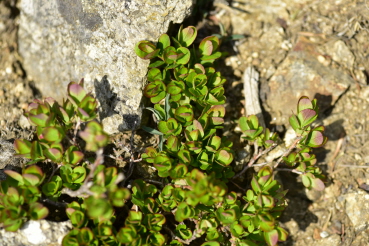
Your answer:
(0, 139), (27, 170)
(344, 190), (369, 232)
(18, 0), (194, 133)
(323, 40), (355, 70)
(0, 220), (71, 246)
(265, 36), (353, 126)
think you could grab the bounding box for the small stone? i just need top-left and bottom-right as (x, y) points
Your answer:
(18, 115), (31, 129)
(21, 221), (47, 245)
(284, 127), (297, 147)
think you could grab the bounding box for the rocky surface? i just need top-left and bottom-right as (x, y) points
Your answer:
(18, 0), (194, 134)
(0, 220), (72, 246)
(266, 36), (353, 126)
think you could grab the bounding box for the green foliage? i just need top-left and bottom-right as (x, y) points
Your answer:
(0, 165), (48, 231)
(1, 79), (118, 244)
(135, 26), (327, 245)
(1, 26), (327, 246)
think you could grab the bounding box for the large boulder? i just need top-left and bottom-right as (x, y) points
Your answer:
(18, 0), (194, 134)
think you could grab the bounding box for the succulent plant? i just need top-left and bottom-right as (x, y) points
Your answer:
(1, 26), (327, 246)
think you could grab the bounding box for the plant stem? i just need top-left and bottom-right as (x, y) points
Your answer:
(61, 148), (104, 198)
(275, 168), (303, 175)
(274, 136), (302, 168)
(233, 143), (277, 180)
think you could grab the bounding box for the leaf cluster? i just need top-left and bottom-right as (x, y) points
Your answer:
(1, 80), (113, 244)
(0, 165), (48, 231)
(0, 26), (328, 246)
(134, 26), (301, 246)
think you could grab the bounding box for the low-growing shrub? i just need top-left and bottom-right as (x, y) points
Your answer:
(0, 26), (327, 246)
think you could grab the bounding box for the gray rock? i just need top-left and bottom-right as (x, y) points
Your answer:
(18, 0), (194, 134)
(0, 139), (27, 170)
(344, 189), (369, 232)
(265, 36), (353, 126)
(0, 220), (72, 246)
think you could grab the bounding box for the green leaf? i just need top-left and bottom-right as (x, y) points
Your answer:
(142, 125), (164, 136)
(258, 213), (276, 232)
(144, 213), (166, 232)
(215, 148), (234, 166)
(163, 46), (178, 64)
(14, 139), (32, 158)
(42, 175), (62, 197)
(77, 228), (95, 244)
(169, 164), (188, 179)
(165, 135), (179, 153)
(148, 232), (166, 246)
(167, 80), (184, 96)
(311, 177), (325, 191)
(199, 36), (219, 56)
(110, 188), (130, 207)
(66, 208), (86, 228)
(177, 26), (197, 47)
(29, 113), (49, 127)
(149, 60), (166, 68)
(72, 166), (87, 183)
(44, 148), (63, 162)
(216, 207), (237, 225)
(297, 96), (313, 112)
(22, 186), (41, 203)
(176, 47), (191, 64)
(201, 241), (220, 246)
(22, 174), (42, 187)
(126, 211), (143, 226)
(135, 40), (158, 59)
(145, 106), (165, 121)
(85, 197), (113, 220)
(62, 229), (79, 246)
(276, 226), (288, 242)
(154, 154), (173, 178)
(30, 140), (45, 161)
(264, 229), (279, 246)
(42, 126), (64, 143)
(230, 223), (245, 237)
(29, 202), (49, 220)
(147, 68), (163, 82)
(64, 146), (84, 165)
(4, 170), (24, 184)
(200, 52), (222, 61)
(60, 165), (73, 183)
(178, 149), (192, 164)
(175, 224), (193, 240)
(117, 225), (138, 244)
(225, 191), (237, 205)
(79, 121), (109, 151)
(157, 33), (171, 51)
(144, 80), (166, 98)
(67, 82), (87, 105)
(142, 146), (159, 163)
(158, 118), (182, 136)
(251, 176), (262, 193)
(4, 187), (22, 206)
(304, 127), (327, 148)
(175, 105), (194, 125)
(3, 218), (23, 232)
(175, 202), (195, 222)
(297, 108), (317, 127)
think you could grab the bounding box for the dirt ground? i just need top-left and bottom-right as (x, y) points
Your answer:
(2, 0), (369, 245)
